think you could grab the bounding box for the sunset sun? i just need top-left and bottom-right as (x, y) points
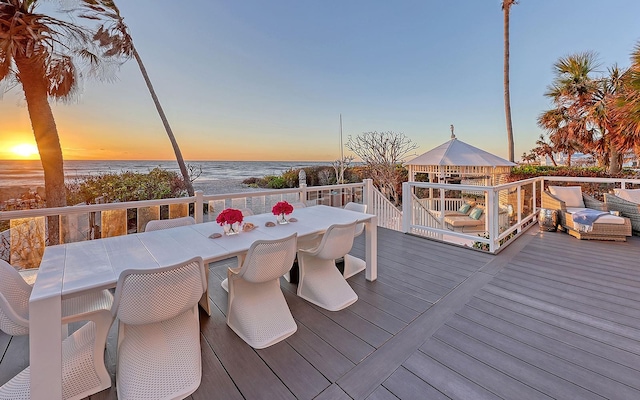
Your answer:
(12, 143), (39, 158)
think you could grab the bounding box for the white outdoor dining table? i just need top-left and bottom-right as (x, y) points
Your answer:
(28, 205), (377, 400)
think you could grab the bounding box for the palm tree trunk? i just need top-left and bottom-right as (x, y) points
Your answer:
(16, 56), (66, 245)
(131, 46), (195, 196)
(503, 1), (515, 162)
(609, 147), (621, 174)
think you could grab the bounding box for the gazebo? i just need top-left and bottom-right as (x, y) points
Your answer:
(406, 128), (515, 186)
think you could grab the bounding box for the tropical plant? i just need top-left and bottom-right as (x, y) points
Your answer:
(502, 0), (517, 162)
(79, 0), (195, 196)
(538, 52), (632, 174)
(0, 0), (121, 243)
(613, 41), (640, 157)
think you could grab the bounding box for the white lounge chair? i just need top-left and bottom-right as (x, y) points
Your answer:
(297, 222), (358, 311)
(0, 262), (113, 400)
(144, 216), (196, 232)
(226, 233), (298, 349)
(112, 257), (207, 400)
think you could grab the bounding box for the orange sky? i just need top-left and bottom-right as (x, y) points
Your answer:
(3, 1), (640, 164)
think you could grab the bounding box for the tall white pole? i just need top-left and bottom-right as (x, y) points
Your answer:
(339, 114), (344, 184)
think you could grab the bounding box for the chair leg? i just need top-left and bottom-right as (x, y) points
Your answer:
(343, 254), (366, 279)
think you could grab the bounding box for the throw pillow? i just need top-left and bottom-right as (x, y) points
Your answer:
(549, 186), (585, 208)
(469, 207), (483, 220)
(617, 188), (640, 204)
(458, 203), (471, 214)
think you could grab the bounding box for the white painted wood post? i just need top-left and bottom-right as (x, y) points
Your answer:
(363, 179), (373, 212)
(194, 191), (203, 223)
(402, 182), (411, 233)
(488, 189), (497, 253)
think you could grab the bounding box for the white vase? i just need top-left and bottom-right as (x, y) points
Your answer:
(223, 222), (241, 235)
(276, 213), (289, 225)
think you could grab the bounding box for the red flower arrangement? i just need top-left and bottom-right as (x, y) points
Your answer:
(216, 208), (244, 226)
(272, 201), (294, 216)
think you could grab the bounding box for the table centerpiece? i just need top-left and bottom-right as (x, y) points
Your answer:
(216, 208), (244, 235)
(272, 201), (294, 224)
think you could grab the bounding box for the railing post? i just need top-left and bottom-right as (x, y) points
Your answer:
(299, 183), (307, 205)
(488, 189), (497, 253)
(194, 191), (204, 223)
(402, 182), (411, 233)
(363, 179), (373, 211)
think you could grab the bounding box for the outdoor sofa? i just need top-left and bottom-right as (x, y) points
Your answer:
(541, 187), (632, 241)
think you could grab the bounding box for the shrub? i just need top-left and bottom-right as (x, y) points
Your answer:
(66, 167), (187, 205)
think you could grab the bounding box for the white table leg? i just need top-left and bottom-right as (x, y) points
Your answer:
(365, 216), (378, 281)
(30, 295), (62, 400)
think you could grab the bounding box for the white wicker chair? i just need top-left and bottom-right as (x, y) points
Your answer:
(342, 202), (367, 278)
(0, 259), (113, 337)
(0, 260), (114, 400)
(112, 257), (206, 400)
(297, 222), (358, 311)
(227, 233), (298, 349)
(144, 216), (196, 232)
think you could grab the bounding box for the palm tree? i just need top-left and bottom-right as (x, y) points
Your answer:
(0, 0), (116, 243)
(590, 65), (628, 173)
(80, 0), (195, 196)
(540, 53), (600, 167)
(614, 42), (640, 157)
(502, 0), (517, 162)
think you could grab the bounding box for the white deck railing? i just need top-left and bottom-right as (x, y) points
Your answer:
(1, 179), (400, 268)
(403, 175), (640, 253)
(4, 175), (637, 265)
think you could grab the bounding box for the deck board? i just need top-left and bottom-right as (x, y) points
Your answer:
(2, 227), (640, 400)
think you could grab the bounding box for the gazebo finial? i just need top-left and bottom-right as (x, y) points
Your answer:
(450, 124), (456, 139)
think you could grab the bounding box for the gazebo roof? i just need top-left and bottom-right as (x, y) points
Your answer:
(406, 138), (515, 168)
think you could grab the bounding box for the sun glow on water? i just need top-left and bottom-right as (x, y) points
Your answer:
(11, 144), (38, 158)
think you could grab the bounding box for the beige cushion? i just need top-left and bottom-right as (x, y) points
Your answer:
(444, 215), (485, 227)
(549, 186), (585, 208)
(616, 188), (640, 204)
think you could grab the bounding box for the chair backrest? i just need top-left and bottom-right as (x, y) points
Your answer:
(0, 260), (32, 335)
(313, 222), (357, 260)
(112, 257), (206, 326)
(145, 216), (196, 232)
(344, 202), (367, 236)
(344, 202), (367, 213)
(239, 234), (297, 283)
(240, 208), (254, 216)
(548, 186), (585, 208)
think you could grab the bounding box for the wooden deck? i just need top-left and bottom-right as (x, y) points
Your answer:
(2, 227), (640, 399)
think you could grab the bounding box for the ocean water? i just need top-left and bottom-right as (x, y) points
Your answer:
(0, 160), (330, 193)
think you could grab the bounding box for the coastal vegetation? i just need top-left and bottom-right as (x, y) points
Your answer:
(534, 46), (640, 173)
(346, 131), (417, 206)
(65, 168), (187, 205)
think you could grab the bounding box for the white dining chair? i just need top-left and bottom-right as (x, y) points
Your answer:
(112, 257), (207, 400)
(342, 202), (368, 278)
(240, 208), (254, 216)
(0, 262), (114, 400)
(144, 216), (196, 232)
(227, 233), (298, 349)
(297, 222), (358, 311)
(0, 259), (113, 336)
